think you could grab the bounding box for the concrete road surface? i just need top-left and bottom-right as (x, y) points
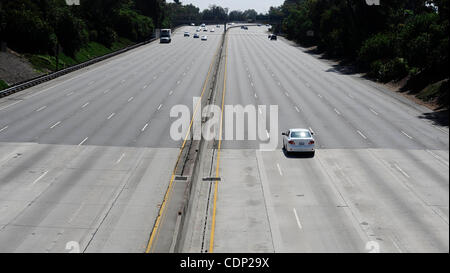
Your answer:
(207, 26), (449, 253)
(0, 25), (223, 252)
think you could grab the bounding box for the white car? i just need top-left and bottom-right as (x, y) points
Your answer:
(282, 128), (315, 156)
(210, 28), (215, 32)
(201, 35), (208, 41)
(193, 33), (200, 38)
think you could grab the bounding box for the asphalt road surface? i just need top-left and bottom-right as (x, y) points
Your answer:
(0, 25), (223, 252)
(208, 26), (449, 253)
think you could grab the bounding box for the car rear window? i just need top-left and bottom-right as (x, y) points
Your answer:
(291, 131), (311, 138)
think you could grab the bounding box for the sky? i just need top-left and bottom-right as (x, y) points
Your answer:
(167, 0), (285, 14)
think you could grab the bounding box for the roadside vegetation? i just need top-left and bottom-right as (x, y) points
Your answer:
(0, 79), (8, 91)
(269, 0), (448, 109)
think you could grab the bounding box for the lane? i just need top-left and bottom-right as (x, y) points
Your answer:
(211, 26), (448, 253)
(0, 26), (223, 147)
(0, 25), (223, 252)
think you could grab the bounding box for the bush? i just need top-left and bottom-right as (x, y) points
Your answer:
(358, 33), (397, 68)
(369, 57), (409, 82)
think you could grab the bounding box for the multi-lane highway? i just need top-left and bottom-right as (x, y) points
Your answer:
(0, 24), (448, 253)
(189, 26), (449, 253)
(0, 25), (223, 252)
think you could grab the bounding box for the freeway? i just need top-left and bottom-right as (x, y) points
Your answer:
(0, 25), (223, 252)
(186, 26), (449, 253)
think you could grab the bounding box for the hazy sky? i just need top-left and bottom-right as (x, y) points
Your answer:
(167, 0), (285, 14)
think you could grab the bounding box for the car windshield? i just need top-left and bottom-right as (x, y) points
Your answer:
(291, 131), (311, 138)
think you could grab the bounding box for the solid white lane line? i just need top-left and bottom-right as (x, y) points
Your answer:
(357, 130), (367, 139)
(50, 121), (61, 129)
(0, 100), (22, 111)
(0, 126), (8, 133)
(293, 208), (303, 230)
(81, 102), (89, 108)
(369, 108), (379, 116)
(266, 130), (270, 139)
(128, 97), (134, 102)
(78, 137), (88, 146)
(169, 90), (174, 96)
(32, 171), (48, 185)
(334, 108), (341, 115)
(36, 106), (47, 112)
(276, 163), (283, 176)
(394, 164), (410, 178)
(66, 91), (74, 96)
(285, 92), (290, 97)
(157, 104), (162, 110)
(116, 153), (125, 164)
(142, 123), (149, 132)
(107, 113), (115, 120)
(295, 106), (301, 113)
(401, 130), (413, 139)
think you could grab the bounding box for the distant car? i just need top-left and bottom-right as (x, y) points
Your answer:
(244, 26), (248, 30)
(193, 33), (200, 38)
(282, 129), (315, 156)
(201, 35), (208, 41)
(191, 23), (195, 26)
(257, 24), (262, 27)
(184, 32), (190, 37)
(270, 34), (277, 40)
(241, 26), (245, 29)
(216, 25), (220, 28)
(210, 28), (215, 32)
(201, 23), (206, 27)
(203, 27), (208, 32)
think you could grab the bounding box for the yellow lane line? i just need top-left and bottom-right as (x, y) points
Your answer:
(145, 41), (221, 253)
(209, 34), (229, 253)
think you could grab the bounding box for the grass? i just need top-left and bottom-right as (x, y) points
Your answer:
(0, 79), (8, 91)
(27, 37), (134, 73)
(417, 80), (446, 102)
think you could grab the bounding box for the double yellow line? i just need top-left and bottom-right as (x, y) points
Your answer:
(145, 39), (222, 253)
(209, 34), (229, 253)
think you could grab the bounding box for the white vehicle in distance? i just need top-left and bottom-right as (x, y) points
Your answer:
(191, 23), (195, 26)
(193, 33), (200, 38)
(201, 35), (207, 41)
(282, 128), (315, 156)
(201, 23), (206, 27)
(160, 29), (171, 43)
(184, 32), (190, 37)
(203, 27), (208, 32)
(196, 28), (201, 32)
(210, 28), (215, 32)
